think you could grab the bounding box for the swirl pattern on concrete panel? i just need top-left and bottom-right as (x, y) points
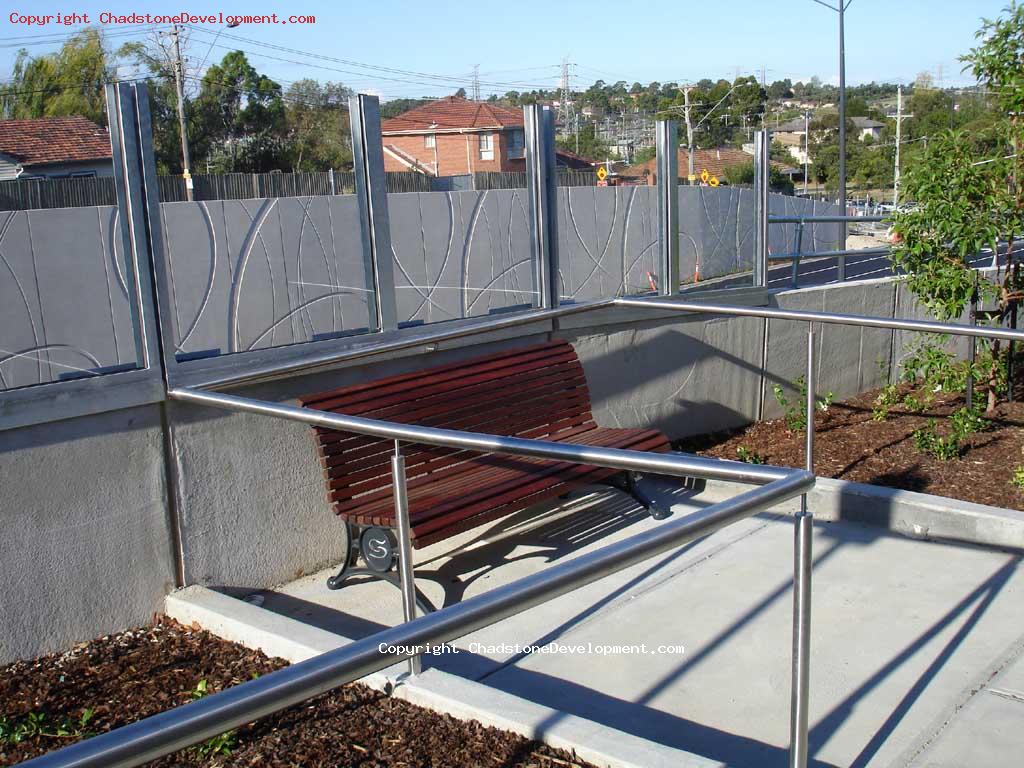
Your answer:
(388, 189), (535, 325)
(160, 195), (373, 360)
(0, 206), (141, 391)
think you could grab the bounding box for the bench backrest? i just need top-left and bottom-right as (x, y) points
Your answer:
(300, 341), (594, 516)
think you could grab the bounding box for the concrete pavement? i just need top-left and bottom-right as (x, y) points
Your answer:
(233, 483), (1024, 768)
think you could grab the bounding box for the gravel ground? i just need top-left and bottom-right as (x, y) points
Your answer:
(0, 620), (597, 768)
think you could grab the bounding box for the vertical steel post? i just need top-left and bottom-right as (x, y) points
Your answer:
(754, 130), (770, 288)
(107, 83), (163, 379)
(524, 104), (559, 309)
(837, 0), (847, 280)
(391, 441), (421, 676)
(966, 275), (978, 409)
(350, 94), (398, 332)
(656, 120), (680, 294)
(790, 324), (814, 768)
(792, 221), (805, 289)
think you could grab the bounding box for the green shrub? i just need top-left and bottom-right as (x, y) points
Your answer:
(773, 376), (834, 432)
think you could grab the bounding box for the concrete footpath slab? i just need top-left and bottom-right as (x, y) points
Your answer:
(175, 481), (1024, 768)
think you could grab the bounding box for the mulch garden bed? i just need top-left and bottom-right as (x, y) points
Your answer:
(679, 384), (1024, 511)
(0, 619), (596, 768)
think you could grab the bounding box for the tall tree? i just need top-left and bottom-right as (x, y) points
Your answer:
(1, 29), (113, 126)
(284, 79), (353, 171)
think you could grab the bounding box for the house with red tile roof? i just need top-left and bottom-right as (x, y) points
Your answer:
(0, 116), (112, 181)
(380, 96), (593, 176)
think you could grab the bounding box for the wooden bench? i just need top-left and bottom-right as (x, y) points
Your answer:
(300, 340), (674, 606)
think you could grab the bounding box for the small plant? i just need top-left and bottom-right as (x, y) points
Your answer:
(873, 382), (902, 421)
(0, 709), (94, 745)
(736, 446), (766, 464)
(912, 405), (990, 460)
(188, 680), (237, 757)
(1011, 466), (1024, 490)
(773, 376), (834, 432)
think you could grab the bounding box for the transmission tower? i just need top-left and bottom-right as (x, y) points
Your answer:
(558, 57), (574, 127)
(471, 64), (481, 101)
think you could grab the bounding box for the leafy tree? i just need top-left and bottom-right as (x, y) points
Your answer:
(722, 160), (794, 194)
(284, 79), (353, 171)
(890, 2), (1024, 412)
(556, 122), (609, 161)
(0, 29), (113, 126)
(193, 51), (288, 172)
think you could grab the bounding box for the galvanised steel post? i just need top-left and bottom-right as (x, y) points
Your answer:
(792, 221), (805, 289)
(837, 0), (847, 280)
(350, 94), (398, 332)
(789, 324), (815, 768)
(656, 120), (680, 294)
(754, 130), (770, 288)
(391, 441), (422, 676)
(524, 104), (559, 309)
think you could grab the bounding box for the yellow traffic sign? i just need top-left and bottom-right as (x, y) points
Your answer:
(709, 176), (720, 187)
(596, 166), (608, 181)
(687, 174), (697, 182)
(700, 169), (710, 183)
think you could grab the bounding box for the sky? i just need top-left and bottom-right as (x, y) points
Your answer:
(0, 0), (1011, 100)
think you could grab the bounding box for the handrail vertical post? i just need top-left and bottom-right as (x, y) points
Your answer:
(790, 324), (814, 768)
(391, 440), (421, 676)
(656, 119), (680, 295)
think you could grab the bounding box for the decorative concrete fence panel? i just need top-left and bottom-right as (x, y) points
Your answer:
(159, 195), (374, 361)
(387, 189), (536, 326)
(557, 185), (660, 301)
(0, 206), (142, 391)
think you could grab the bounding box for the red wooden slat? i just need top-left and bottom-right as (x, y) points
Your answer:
(337, 428), (666, 522)
(305, 344), (577, 413)
(300, 341), (569, 407)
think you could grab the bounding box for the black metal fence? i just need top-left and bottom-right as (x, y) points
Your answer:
(0, 168), (599, 211)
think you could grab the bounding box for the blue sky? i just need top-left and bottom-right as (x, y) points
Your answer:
(0, 1), (1010, 100)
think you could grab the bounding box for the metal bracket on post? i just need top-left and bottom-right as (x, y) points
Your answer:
(754, 130), (771, 289)
(391, 441), (422, 676)
(789, 324), (814, 768)
(656, 120), (680, 295)
(351, 94), (398, 332)
(524, 104), (559, 309)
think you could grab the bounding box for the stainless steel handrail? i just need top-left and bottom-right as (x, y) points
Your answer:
(614, 297), (1024, 344)
(24, 388), (815, 768)
(769, 214), (887, 224)
(169, 387), (793, 485)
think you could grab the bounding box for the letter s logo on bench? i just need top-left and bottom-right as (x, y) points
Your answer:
(360, 526), (396, 573)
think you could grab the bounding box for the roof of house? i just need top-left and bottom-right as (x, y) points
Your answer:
(381, 96), (523, 133)
(0, 116), (111, 166)
(620, 146), (789, 180)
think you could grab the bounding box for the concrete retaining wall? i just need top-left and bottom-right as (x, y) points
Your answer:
(0, 404), (176, 663)
(0, 275), (974, 663)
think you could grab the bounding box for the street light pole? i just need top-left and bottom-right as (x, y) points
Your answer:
(811, 0), (851, 277)
(838, 0), (847, 269)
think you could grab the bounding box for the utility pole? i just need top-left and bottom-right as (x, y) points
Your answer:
(893, 85), (903, 204)
(167, 25), (193, 201)
(682, 85), (695, 184)
(803, 110), (810, 196)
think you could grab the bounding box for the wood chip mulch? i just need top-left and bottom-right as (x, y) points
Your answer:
(0, 619), (597, 768)
(679, 384), (1024, 511)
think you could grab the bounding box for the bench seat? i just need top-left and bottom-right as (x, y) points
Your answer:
(301, 340), (672, 550)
